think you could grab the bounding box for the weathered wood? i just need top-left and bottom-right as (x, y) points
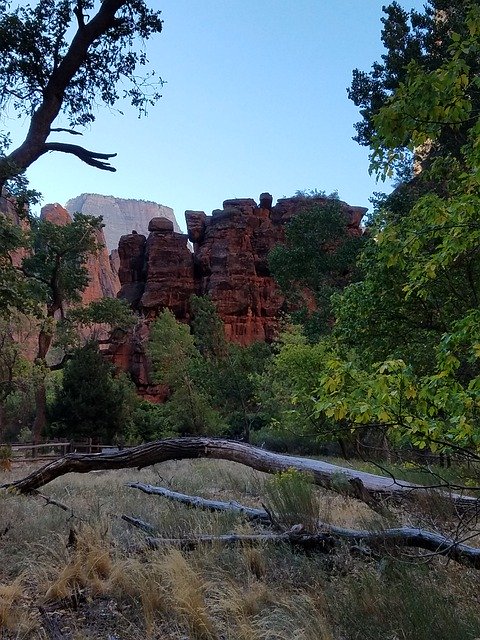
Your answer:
(121, 514), (157, 534)
(143, 526), (480, 569)
(127, 482), (272, 524)
(1, 437), (478, 510)
(124, 484), (480, 569)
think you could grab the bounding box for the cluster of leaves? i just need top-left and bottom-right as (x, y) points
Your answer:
(349, 0), (480, 175)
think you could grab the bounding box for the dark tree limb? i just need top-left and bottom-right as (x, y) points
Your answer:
(127, 482), (272, 524)
(2, 438), (478, 512)
(33, 490), (73, 514)
(43, 143), (117, 171)
(49, 128), (83, 136)
(73, 0), (86, 30)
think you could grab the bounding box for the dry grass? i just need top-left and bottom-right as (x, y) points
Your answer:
(1, 458), (480, 639)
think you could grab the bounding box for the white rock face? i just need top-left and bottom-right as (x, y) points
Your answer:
(65, 193), (180, 252)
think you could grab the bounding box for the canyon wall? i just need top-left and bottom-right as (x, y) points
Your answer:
(65, 193), (179, 252)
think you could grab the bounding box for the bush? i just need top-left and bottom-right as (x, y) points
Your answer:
(49, 342), (137, 442)
(264, 469), (319, 533)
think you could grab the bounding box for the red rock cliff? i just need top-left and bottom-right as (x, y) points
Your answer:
(116, 193), (365, 345)
(110, 194), (365, 398)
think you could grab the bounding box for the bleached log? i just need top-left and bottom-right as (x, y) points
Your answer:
(127, 482), (272, 524)
(143, 526), (480, 569)
(1, 437), (478, 510)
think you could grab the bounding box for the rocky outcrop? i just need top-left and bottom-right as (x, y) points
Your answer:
(110, 194), (365, 397)
(41, 204), (120, 302)
(65, 193), (180, 252)
(187, 197), (284, 343)
(116, 193), (366, 345)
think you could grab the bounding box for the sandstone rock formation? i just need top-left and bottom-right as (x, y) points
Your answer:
(116, 193), (366, 345)
(65, 193), (180, 252)
(109, 194), (366, 398)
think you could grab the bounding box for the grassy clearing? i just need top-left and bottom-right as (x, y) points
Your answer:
(1, 458), (480, 639)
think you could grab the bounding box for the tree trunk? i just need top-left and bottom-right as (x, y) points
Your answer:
(32, 382), (47, 445)
(1, 437), (478, 511)
(32, 322), (53, 444)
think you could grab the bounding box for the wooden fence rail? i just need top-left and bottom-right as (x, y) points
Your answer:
(0, 440), (120, 461)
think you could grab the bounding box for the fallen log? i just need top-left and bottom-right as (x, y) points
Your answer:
(142, 526), (480, 569)
(1, 437), (478, 509)
(122, 484), (480, 569)
(127, 482), (272, 524)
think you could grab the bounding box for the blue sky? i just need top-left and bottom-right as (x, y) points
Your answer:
(7, 0), (425, 231)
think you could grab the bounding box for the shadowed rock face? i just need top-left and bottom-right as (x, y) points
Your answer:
(65, 193), (180, 253)
(110, 195), (366, 399)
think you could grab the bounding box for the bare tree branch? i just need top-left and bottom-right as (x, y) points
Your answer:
(50, 128), (83, 136)
(43, 143), (117, 171)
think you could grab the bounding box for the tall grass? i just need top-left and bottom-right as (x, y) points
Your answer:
(1, 459), (480, 638)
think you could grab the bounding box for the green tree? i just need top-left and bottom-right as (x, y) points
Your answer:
(57, 297), (137, 350)
(348, 0), (479, 176)
(254, 324), (342, 451)
(19, 213), (103, 440)
(268, 197), (365, 340)
(0, 319), (23, 439)
(50, 341), (137, 442)
(148, 309), (224, 436)
(305, 3), (480, 453)
(190, 295), (271, 441)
